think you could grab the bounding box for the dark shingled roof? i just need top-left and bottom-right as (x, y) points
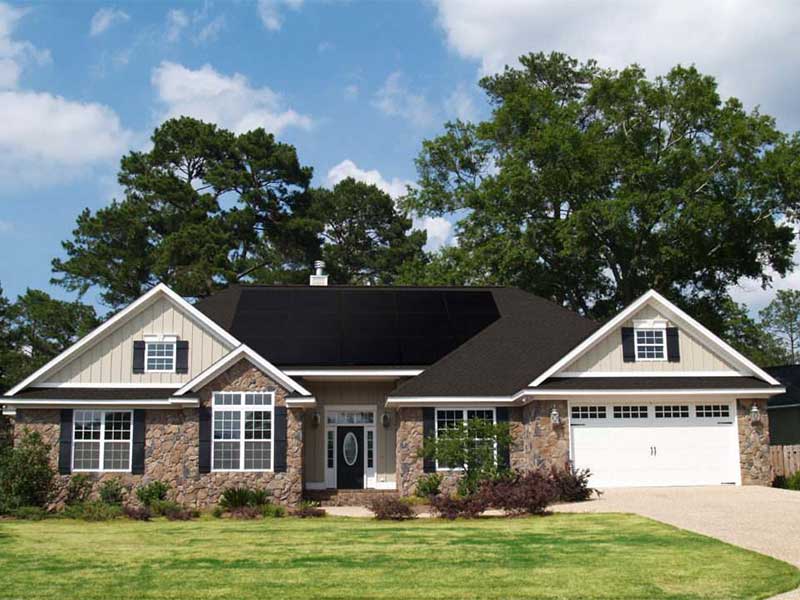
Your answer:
(535, 376), (778, 391)
(390, 289), (601, 397)
(765, 366), (800, 408)
(12, 388), (176, 400)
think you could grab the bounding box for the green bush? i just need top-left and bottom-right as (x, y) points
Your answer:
(61, 501), (123, 522)
(66, 474), (93, 505)
(11, 505), (49, 520)
(787, 471), (800, 491)
(415, 473), (442, 498)
(0, 429), (55, 510)
(293, 500), (325, 518)
(99, 478), (125, 505)
(219, 487), (255, 510)
(250, 489), (272, 506)
(261, 503), (285, 518)
(149, 499), (181, 516)
(123, 505), (151, 521)
(136, 481), (170, 506)
(211, 505), (224, 518)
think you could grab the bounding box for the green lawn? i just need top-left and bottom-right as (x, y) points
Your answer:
(0, 514), (796, 599)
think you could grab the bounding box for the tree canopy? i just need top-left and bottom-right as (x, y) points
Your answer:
(760, 289), (800, 363)
(404, 52), (800, 329)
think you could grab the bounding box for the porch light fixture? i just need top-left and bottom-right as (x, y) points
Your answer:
(750, 402), (761, 423)
(382, 412), (391, 428)
(311, 411), (321, 428)
(550, 406), (561, 427)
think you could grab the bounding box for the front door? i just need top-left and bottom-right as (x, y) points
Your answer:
(337, 426), (364, 489)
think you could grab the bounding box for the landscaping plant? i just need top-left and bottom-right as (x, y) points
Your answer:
(429, 493), (487, 520)
(66, 474), (93, 505)
(480, 470), (558, 516)
(415, 473), (442, 498)
(136, 481), (170, 506)
(293, 500), (325, 518)
(550, 467), (596, 502)
(62, 500), (123, 522)
(99, 478), (125, 505)
(368, 496), (416, 521)
(0, 429), (54, 511)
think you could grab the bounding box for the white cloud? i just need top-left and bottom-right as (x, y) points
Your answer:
(444, 83), (478, 122)
(89, 7), (130, 36)
(433, 0), (800, 129)
(257, 0), (303, 32)
(152, 61), (312, 135)
(166, 9), (189, 43)
(0, 2), (51, 89)
(196, 15), (225, 43)
(325, 159), (453, 251)
(373, 71), (437, 129)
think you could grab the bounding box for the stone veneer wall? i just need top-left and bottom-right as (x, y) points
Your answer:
(737, 398), (772, 486)
(396, 407), (423, 496)
(12, 359), (304, 508)
(520, 400), (570, 471)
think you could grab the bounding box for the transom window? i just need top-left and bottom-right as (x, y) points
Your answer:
(654, 405), (689, 419)
(212, 392), (274, 471)
(571, 405), (607, 420)
(326, 411), (374, 425)
(435, 408), (496, 471)
(73, 410), (132, 471)
(613, 405), (648, 419)
(635, 329), (666, 361)
(145, 341), (176, 372)
(696, 404), (730, 418)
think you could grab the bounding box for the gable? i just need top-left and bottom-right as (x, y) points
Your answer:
(26, 290), (236, 389)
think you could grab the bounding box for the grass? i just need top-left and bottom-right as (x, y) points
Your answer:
(0, 513), (797, 599)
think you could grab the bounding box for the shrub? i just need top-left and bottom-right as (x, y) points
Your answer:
(550, 467), (595, 502)
(415, 474), (442, 498)
(164, 505), (198, 521)
(212, 505), (224, 518)
(786, 471), (800, 491)
(369, 496), (416, 521)
(136, 481), (170, 506)
(62, 501), (123, 522)
(149, 499), (181, 516)
(11, 506), (49, 520)
(123, 505), (152, 521)
(0, 429), (55, 510)
(480, 470), (558, 516)
(99, 478), (125, 505)
(294, 500), (325, 518)
(219, 487), (256, 510)
(250, 489), (272, 506)
(66, 474), (93, 505)
(430, 493), (487, 520)
(261, 503), (285, 518)
(229, 506), (263, 519)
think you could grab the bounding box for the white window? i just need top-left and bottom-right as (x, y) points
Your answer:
(635, 329), (666, 361)
(434, 408), (496, 471)
(73, 410), (132, 472)
(613, 405), (648, 419)
(655, 405), (689, 419)
(696, 404), (730, 418)
(212, 392), (274, 471)
(571, 405), (607, 420)
(145, 341), (176, 372)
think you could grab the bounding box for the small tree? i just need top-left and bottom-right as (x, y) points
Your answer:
(419, 419), (511, 496)
(0, 429), (55, 510)
(760, 290), (800, 363)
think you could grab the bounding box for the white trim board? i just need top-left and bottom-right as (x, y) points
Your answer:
(3, 398), (200, 409)
(174, 344), (311, 397)
(283, 369), (424, 379)
(4, 283), (241, 397)
(529, 289), (781, 387)
(30, 383), (183, 389)
(553, 371), (746, 378)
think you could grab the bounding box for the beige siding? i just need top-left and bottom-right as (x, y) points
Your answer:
(560, 304), (739, 374)
(303, 380), (397, 485)
(44, 296), (233, 385)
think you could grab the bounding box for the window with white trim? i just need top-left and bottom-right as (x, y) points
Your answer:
(696, 404), (730, 418)
(654, 405), (689, 419)
(366, 430), (374, 470)
(145, 341), (176, 372)
(571, 405), (607, 420)
(435, 408), (496, 470)
(212, 392), (273, 471)
(613, 405), (648, 419)
(635, 329), (666, 361)
(73, 410), (132, 471)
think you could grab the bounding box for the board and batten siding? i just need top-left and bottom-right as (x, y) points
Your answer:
(560, 304), (739, 374)
(303, 380), (397, 485)
(43, 296), (233, 385)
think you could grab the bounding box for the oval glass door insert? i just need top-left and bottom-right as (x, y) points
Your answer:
(343, 432), (358, 466)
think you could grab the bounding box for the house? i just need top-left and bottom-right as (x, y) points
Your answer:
(765, 365), (800, 446)
(1, 266), (784, 506)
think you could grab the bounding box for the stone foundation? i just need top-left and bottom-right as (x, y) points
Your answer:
(737, 398), (772, 486)
(12, 359), (304, 509)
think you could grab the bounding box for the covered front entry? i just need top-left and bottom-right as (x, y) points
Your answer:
(324, 406), (376, 489)
(570, 401), (741, 487)
(336, 426), (364, 489)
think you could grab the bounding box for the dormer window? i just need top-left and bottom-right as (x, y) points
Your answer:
(144, 335), (176, 373)
(633, 319), (667, 362)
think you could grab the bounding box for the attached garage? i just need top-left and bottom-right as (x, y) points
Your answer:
(570, 401), (741, 487)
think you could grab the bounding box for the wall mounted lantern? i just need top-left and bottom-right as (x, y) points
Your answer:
(311, 411), (321, 428)
(382, 412), (391, 428)
(550, 406), (561, 427)
(750, 402), (761, 424)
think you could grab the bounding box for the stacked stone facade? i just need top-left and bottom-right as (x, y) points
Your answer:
(12, 359), (303, 509)
(737, 398), (772, 486)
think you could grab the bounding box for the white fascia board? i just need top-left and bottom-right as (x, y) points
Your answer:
(30, 383), (183, 389)
(5, 283), (241, 397)
(518, 387), (784, 400)
(552, 371), (747, 378)
(530, 289), (781, 387)
(174, 345), (311, 397)
(386, 396), (518, 406)
(3, 399), (189, 409)
(283, 369), (424, 378)
(286, 397), (317, 408)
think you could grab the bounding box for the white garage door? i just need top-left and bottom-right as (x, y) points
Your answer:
(570, 402), (740, 487)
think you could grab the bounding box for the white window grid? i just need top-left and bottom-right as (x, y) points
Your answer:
(634, 329), (666, 361)
(212, 392), (274, 472)
(571, 405), (607, 420)
(145, 341), (176, 373)
(73, 410), (132, 472)
(366, 429), (374, 469)
(326, 430), (334, 469)
(613, 405), (648, 419)
(696, 404), (731, 418)
(434, 408), (496, 471)
(655, 405), (690, 419)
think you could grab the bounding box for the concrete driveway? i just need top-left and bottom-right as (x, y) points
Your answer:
(554, 486), (800, 569)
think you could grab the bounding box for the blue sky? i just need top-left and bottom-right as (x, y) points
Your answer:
(1, 0), (799, 314)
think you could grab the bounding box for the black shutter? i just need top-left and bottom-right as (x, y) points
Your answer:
(175, 341), (189, 374)
(666, 327), (680, 362)
(58, 409), (73, 475)
(198, 406), (212, 474)
(422, 408), (436, 473)
(621, 327), (636, 362)
(274, 406), (288, 473)
(131, 410), (146, 474)
(132, 341), (145, 374)
(495, 407), (510, 470)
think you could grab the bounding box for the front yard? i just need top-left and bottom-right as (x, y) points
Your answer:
(0, 513), (796, 599)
